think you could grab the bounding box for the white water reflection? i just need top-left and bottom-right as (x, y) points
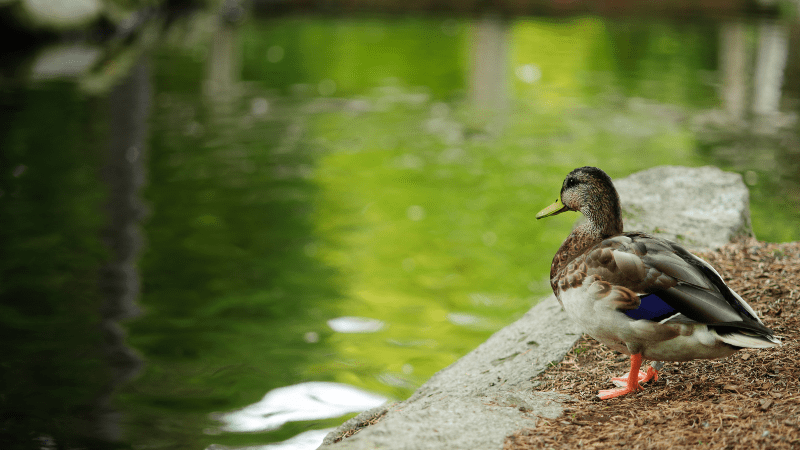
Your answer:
(446, 312), (492, 330)
(31, 45), (101, 80)
(327, 316), (385, 333)
(211, 381), (387, 433)
(208, 428), (334, 450)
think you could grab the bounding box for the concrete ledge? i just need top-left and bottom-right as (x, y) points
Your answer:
(319, 165), (753, 450)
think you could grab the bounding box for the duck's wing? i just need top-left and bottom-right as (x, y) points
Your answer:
(579, 233), (778, 346)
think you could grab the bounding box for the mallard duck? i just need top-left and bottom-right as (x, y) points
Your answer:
(536, 166), (780, 400)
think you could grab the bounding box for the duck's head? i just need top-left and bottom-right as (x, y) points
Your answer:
(536, 166), (622, 235)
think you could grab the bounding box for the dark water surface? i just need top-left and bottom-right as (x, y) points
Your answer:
(1, 13), (799, 450)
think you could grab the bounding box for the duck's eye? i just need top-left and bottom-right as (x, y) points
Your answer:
(565, 177), (579, 189)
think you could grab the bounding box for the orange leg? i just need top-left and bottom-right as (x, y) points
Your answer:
(597, 354), (659, 400)
(610, 364), (658, 387)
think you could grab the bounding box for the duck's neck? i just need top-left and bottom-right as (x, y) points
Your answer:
(549, 190), (623, 284)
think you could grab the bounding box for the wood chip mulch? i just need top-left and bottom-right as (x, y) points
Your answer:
(506, 239), (800, 450)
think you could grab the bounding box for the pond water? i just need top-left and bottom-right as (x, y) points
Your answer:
(2, 11), (799, 450)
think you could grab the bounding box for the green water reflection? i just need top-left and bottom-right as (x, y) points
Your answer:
(1, 85), (111, 448)
(2, 12), (799, 450)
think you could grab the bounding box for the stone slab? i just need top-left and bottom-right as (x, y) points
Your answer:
(615, 165), (753, 250)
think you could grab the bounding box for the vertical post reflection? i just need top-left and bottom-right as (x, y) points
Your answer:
(469, 13), (510, 113)
(97, 56), (149, 442)
(720, 21), (748, 120)
(720, 19), (790, 119)
(205, 5), (242, 108)
(753, 20), (789, 115)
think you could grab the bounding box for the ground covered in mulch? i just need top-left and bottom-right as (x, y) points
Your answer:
(506, 240), (800, 450)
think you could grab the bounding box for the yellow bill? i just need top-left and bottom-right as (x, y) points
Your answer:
(536, 198), (569, 219)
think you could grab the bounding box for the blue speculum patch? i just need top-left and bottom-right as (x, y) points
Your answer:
(624, 293), (677, 321)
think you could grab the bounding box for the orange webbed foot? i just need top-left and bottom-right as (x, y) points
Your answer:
(598, 383), (643, 400)
(597, 355), (660, 400)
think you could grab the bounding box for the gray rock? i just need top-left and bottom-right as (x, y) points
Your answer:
(615, 165), (753, 250)
(319, 165), (752, 450)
